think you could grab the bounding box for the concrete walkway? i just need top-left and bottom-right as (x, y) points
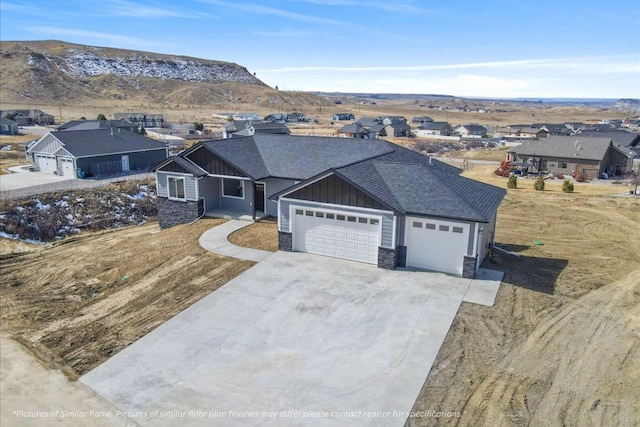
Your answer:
(199, 220), (273, 262)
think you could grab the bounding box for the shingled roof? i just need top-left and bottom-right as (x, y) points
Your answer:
(48, 129), (167, 157)
(508, 136), (633, 161)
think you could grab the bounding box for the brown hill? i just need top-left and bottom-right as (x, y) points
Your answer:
(0, 40), (329, 108)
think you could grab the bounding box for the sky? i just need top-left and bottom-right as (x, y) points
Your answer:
(1, 0), (639, 99)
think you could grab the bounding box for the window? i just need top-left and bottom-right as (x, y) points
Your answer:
(347, 216), (357, 222)
(558, 160), (568, 169)
(413, 221), (423, 228)
(326, 213), (335, 219)
(452, 227), (464, 233)
(336, 215), (345, 221)
(425, 223), (436, 230)
(305, 211), (313, 216)
(295, 209), (303, 215)
(315, 212), (324, 218)
(439, 225), (449, 232)
(222, 178), (244, 198)
(370, 219), (379, 225)
(358, 217), (368, 224)
(168, 177), (185, 200)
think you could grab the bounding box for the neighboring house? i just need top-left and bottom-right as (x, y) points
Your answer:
(153, 134), (506, 278)
(1, 109), (55, 126)
(378, 116), (407, 126)
(368, 123), (394, 139)
(222, 120), (290, 139)
(330, 113), (355, 121)
(506, 136), (634, 178)
(339, 123), (370, 139)
(412, 116), (433, 124)
(27, 129), (168, 178)
(114, 113), (164, 128)
(0, 117), (19, 135)
(454, 124), (487, 137)
(264, 112), (306, 123)
(235, 112), (260, 121)
(538, 123), (573, 136)
(413, 121), (452, 136)
(354, 117), (381, 128)
(57, 120), (138, 133)
(517, 127), (548, 139)
(387, 121), (412, 137)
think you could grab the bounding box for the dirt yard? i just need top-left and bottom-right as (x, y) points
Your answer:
(408, 167), (640, 426)
(0, 219), (254, 379)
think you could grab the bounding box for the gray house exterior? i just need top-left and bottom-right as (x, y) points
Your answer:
(0, 117), (19, 135)
(27, 129), (168, 178)
(155, 134), (505, 278)
(507, 136), (634, 178)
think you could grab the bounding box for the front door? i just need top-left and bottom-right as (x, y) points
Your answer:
(121, 155), (130, 172)
(255, 183), (265, 212)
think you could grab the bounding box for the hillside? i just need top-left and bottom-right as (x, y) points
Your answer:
(0, 40), (328, 108)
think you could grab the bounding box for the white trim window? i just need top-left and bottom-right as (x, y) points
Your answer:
(168, 176), (186, 200)
(222, 178), (244, 199)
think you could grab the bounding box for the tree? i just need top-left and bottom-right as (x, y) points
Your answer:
(534, 176), (545, 191)
(507, 174), (518, 189)
(97, 113), (107, 121)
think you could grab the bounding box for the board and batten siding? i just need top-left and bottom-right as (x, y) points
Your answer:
(279, 198), (395, 248)
(157, 171), (198, 201)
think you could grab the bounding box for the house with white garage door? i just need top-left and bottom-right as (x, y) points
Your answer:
(27, 128), (168, 178)
(153, 134), (505, 278)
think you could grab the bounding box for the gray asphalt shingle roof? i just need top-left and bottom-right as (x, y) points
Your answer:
(202, 134), (394, 180)
(336, 155), (504, 222)
(184, 134), (504, 222)
(51, 129), (168, 158)
(509, 136), (633, 160)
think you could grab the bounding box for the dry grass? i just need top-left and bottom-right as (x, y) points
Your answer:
(0, 219), (255, 378)
(227, 219), (278, 252)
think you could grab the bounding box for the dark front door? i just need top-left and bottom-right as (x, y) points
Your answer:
(255, 183), (265, 212)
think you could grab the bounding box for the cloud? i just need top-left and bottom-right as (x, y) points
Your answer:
(285, 0), (427, 13)
(101, 0), (213, 19)
(26, 26), (174, 50)
(255, 56), (640, 74)
(253, 29), (340, 38)
(196, 0), (355, 27)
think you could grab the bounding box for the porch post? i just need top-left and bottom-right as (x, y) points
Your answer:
(252, 180), (256, 221)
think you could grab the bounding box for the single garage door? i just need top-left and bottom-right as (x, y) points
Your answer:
(292, 207), (381, 265)
(59, 158), (75, 177)
(35, 155), (57, 173)
(405, 217), (469, 275)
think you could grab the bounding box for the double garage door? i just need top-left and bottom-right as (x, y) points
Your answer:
(35, 156), (75, 177)
(405, 217), (470, 275)
(292, 207), (381, 265)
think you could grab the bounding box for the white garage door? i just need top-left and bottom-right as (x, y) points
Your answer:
(405, 217), (469, 275)
(35, 155), (57, 173)
(292, 207), (381, 265)
(59, 158), (75, 177)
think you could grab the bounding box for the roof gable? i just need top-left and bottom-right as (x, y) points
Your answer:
(284, 173), (389, 210)
(186, 145), (251, 177)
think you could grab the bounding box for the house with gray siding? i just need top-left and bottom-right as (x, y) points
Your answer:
(154, 134), (505, 278)
(27, 129), (168, 178)
(506, 136), (634, 178)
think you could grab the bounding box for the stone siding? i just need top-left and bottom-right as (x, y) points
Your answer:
(462, 255), (477, 279)
(378, 247), (398, 270)
(158, 197), (202, 228)
(278, 231), (293, 251)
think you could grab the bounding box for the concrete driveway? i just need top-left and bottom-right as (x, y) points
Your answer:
(0, 166), (73, 192)
(81, 251), (471, 426)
